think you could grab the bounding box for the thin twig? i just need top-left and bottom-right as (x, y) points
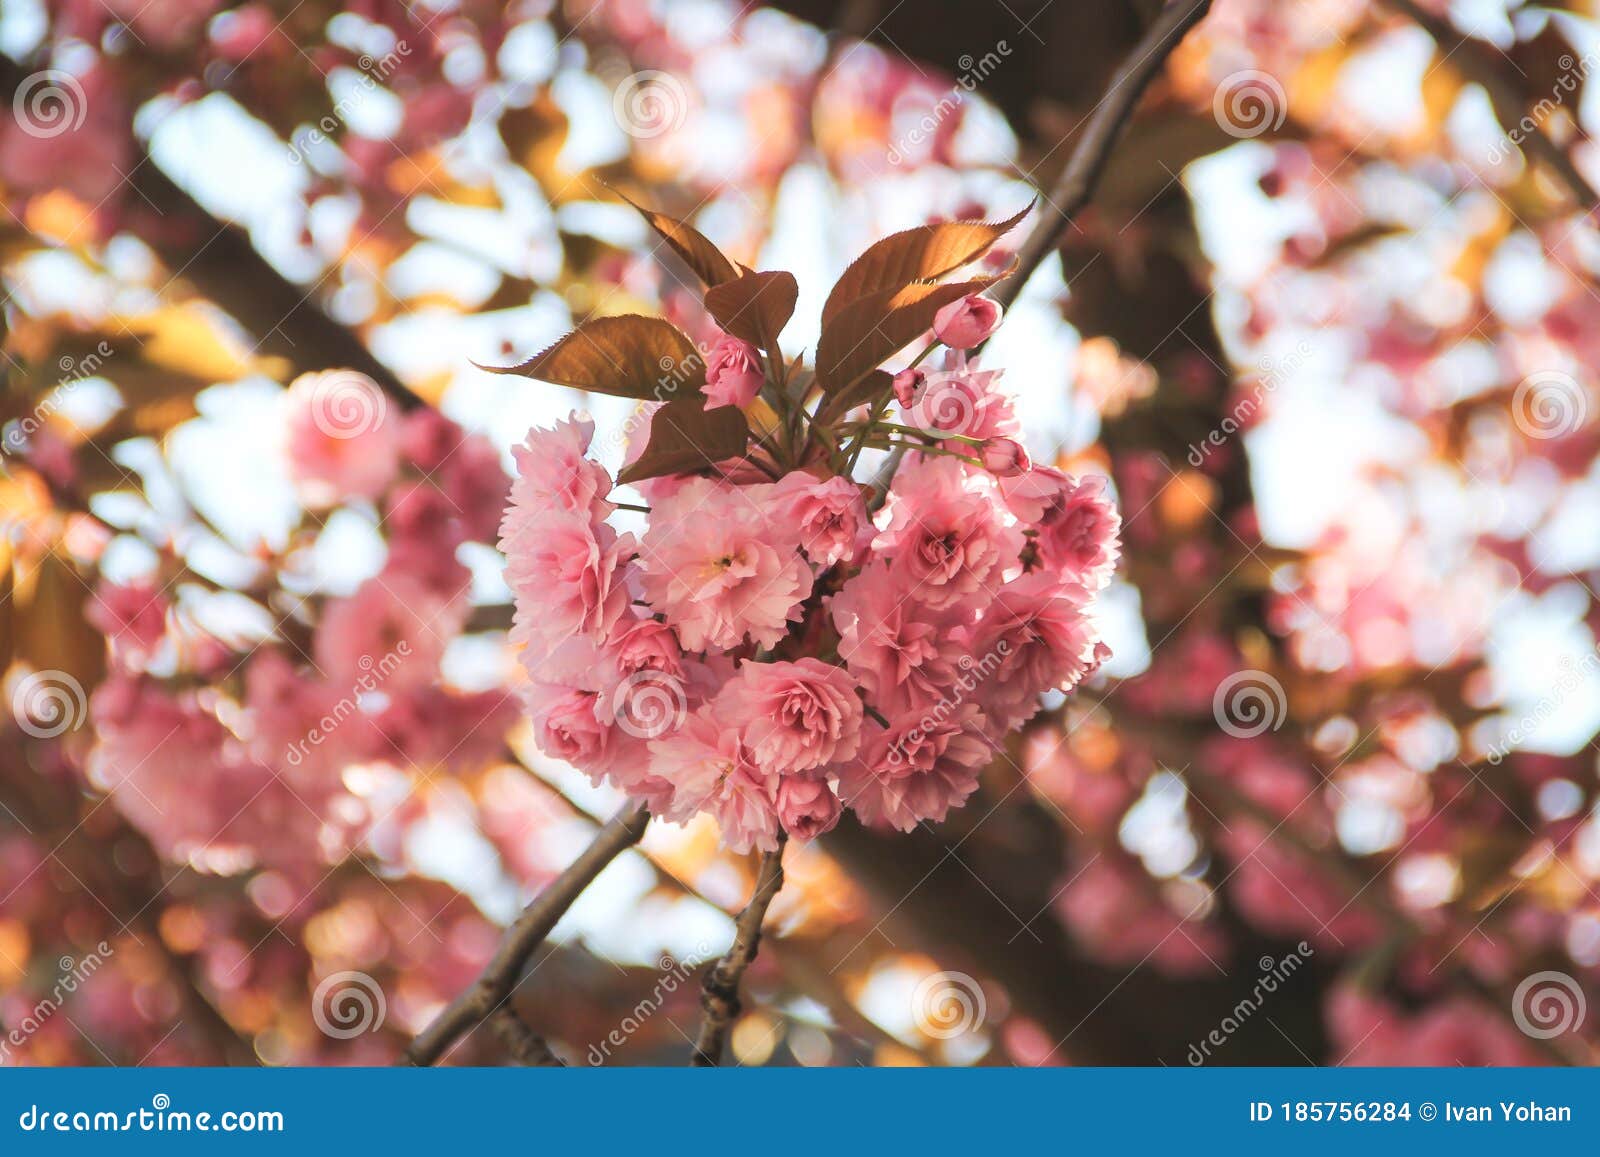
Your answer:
(691, 837), (788, 1066)
(402, 804), (651, 1065)
(492, 1005), (565, 1066)
(991, 0), (1216, 313)
(1382, 0), (1599, 209)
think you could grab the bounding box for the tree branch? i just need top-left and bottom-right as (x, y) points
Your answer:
(402, 804), (651, 1066)
(691, 836), (788, 1066)
(992, 0), (1215, 313)
(492, 1005), (565, 1066)
(1381, 0), (1599, 209)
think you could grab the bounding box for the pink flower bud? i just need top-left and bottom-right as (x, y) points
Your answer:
(932, 295), (1003, 349)
(892, 368), (926, 409)
(981, 437), (1032, 477)
(702, 337), (765, 409)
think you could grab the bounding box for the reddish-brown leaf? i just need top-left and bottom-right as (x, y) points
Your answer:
(621, 194), (739, 287)
(484, 316), (705, 400)
(816, 273), (1008, 395)
(704, 270), (798, 354)
(819, 205), (1030, 328)
(617, 399), (750, 485)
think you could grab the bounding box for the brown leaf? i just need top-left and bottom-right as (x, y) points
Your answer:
(816, 370), (893, 424)
(820, 205), (1029, 328)
(486, 316), (706, 401)
(704, 270), (798, 354)
(621, 194), (738, 287)
(618, 399), (749, 485)
(816, 273), (1008, 395)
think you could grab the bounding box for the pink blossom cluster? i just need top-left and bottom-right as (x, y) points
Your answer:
(83, 375), (516, 876)
(501, 335), (1121, 852)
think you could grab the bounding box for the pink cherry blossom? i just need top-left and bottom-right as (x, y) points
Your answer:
(284, 371), (402, 506)
(904, 357), (1020, 444)
(932, 294), (1003, 348)
(971, 571), (1107, 730)
(87, 578), (168, 661)
(1003, 468), (1121, 591)
(638, 479), (812, 651)
(775, 773), (843, 840)
(717, 658), (863, 773)
(981, 437), (1032, 477)
(772, 471), (870, 567)
(652, 706), (781, 853)
(501, 512), (636, 650)
(837, 707), (991, 832)
(313, 572), (463, 694)
(703, 336), (765, 409)
(505, 413), (616, 522)
(830, 562), (974, 716)
(873, 455), (1023, 608)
